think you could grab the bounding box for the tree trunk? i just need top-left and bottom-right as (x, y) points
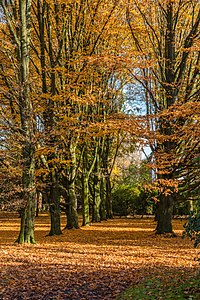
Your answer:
(66, 182), (79, 229)
(17, 144), (36, 243)
(106, 176), (113, 219)
(49, 184), (62, 236)
(102, 137), (114, 219)
(82, 173), (90, 226)
(156, 194), (174, 234)
(92, 152), (101, 223)
(35, 190), (42, 217)
(17, 205), (35, 244)
(61, 142), (79, 229)
(15, 0), (36, 244)
(92, 179), (101, 222)
(100, 178), (107, 221)
(81, 146), (97, 226)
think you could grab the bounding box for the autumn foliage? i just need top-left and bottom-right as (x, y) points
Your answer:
(0, 0), (199, 246)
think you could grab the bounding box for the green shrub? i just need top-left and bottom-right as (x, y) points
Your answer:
(183, 211), (200, 248)
(112, 185), (153, 216)
(173, 201), (190, 216)
(112, 184), (139, 216)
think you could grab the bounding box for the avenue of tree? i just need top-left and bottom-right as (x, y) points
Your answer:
(0, 0), (199, 243)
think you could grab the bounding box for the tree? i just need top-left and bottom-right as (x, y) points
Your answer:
(0, 0), (36, 243)
(126, 0), (200, 234)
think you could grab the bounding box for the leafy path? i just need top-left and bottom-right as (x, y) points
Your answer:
(0, 213), (198, 299)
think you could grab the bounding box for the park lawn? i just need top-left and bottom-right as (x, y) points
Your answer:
(0, 213), (199, 299)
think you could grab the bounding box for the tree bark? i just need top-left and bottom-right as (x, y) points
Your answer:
(106, 176), (113, 219)
(82, 172), (90, 226)
(49, 183), (62, 236)
(92, 151), (101, 223)
(66, 181), (79, 229)
(81, 145), (97, 226)
(100, 178), (107, 221)
(17, 144), (36, 243)
(92, 179), (101, 222)
(156, 194), (174, 234)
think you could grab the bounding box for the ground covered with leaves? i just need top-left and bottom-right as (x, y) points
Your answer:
(0, 213), (199, 299)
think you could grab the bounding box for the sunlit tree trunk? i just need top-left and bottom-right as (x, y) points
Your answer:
(92, 151), (101, 222)
(92, 178), (101, 222)
(16, 0), (36, 244)
(35, 190), (42, 217)
(103, 137), (113, 219)
(82, 145), (97, 226)
(82, 176), (90, 226)
(100, 178), (107, 220)
(66, 181), (79, 229)
(82, 150), (90, 226)
(93, 181), (101, 222)
(65, 143), (79, 229)
(105, 176), (113, 219)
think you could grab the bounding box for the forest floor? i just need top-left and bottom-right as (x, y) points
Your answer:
(0, 213), (199, 299)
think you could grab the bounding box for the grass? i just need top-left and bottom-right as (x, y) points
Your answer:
(118, 275), (200, 299)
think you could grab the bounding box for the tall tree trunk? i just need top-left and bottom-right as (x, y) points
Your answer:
(16, 0), (36, 244)
(43, 3), (62, 236)
(155, 1), (176, 233)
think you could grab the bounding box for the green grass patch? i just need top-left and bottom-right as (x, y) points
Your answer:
(118, 275), (200, 299)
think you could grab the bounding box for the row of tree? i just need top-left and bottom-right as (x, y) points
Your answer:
(0, 0), (199, 243)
